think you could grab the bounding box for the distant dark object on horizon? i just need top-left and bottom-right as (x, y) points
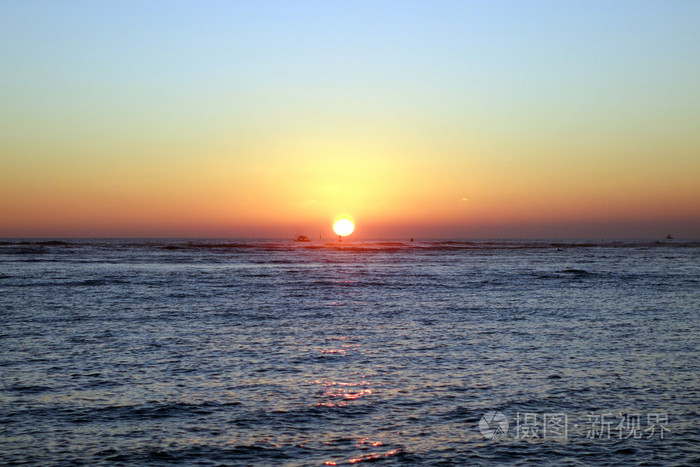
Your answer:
(294, 235), (310, 242)
(666, 233), (673, 239)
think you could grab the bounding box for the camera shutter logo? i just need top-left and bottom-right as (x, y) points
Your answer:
(479, 411), (509, 440)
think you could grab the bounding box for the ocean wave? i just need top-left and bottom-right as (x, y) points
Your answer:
(1, 239), (698, 254)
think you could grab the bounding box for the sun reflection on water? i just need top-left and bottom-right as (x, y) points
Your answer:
(311, 377), (373, 408)
(348, 447), (402, 464)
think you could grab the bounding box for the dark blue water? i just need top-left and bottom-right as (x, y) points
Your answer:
(1, 239), (699, 465)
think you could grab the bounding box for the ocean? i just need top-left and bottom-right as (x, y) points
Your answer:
(1, 238), (698, 465)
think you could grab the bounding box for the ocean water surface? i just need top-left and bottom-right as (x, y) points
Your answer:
(1, 238), (698, 465)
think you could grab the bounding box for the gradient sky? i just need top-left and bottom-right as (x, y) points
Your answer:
(1, 0), (699, 238)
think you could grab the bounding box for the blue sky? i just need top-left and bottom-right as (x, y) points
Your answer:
(1, 1), (699, 237)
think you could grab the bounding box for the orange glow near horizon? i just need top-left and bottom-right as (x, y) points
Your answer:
(1, 3), (699, 239)
(1, 81), (699, 239)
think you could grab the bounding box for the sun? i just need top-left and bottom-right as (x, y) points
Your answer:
(333, 218), (354, 237)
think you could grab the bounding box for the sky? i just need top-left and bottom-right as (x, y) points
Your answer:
(1, 0), (699, 238)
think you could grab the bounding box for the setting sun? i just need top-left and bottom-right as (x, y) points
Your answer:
(1, 2), (699, 466)
(333, 218), (354, 237)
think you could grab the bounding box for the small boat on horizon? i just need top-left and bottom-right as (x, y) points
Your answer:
(294, 235), (311, 242)
(666, 233), (673, 240)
